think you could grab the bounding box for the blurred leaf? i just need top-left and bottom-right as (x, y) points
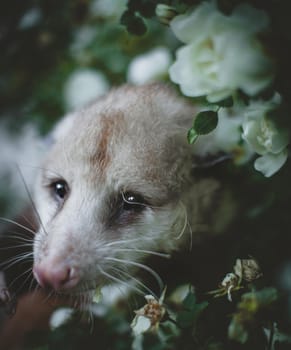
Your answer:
(120, 10), (147, 35)
(127, 0), (156, 18)
(239, 287), (278, 313)
(228, 288), (279, 344)
(187, 127), (198, 144)
(193, 110), (218, 135)
(177, 290), (208, 329)
(216, 96), (233, 108)
(228, 314), (249, 344)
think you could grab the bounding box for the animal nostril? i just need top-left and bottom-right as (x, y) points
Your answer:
(33, 265), (79, 291)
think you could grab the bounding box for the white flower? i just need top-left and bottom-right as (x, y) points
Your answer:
(169, 2), (274, 102)
(90, 0), (127, 18)
(194, 106), (253, 164)
(131, 314), (152, 336)
(127, 47), (172, 85)
(18, 7), (42, 30)
(254, 151), (288, 177)
(63, 68), (109, 111)
(50, 308), (74, 329)
(221, 273), (239, 302)
(155, 4), (177, 25)
(131, 290), (167, 336)
(242, 98), (289, 176)
(70, 26), (97, 55)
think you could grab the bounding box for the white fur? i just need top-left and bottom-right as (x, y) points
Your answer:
(32, 84), (231, 296)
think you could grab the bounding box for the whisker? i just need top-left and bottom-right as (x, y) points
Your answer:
(8, 268), (34, 296)
(102, 237), (154, 248)
(174, 202), (188, 240)
(0, 252), (33, 268)
(121, 192), (160, 210)
(0, 252), (34, 270)
(87, 306), (95, 334)
(188, 221), (193, 251)
(0, 217), (36, 236)
(98, 266), (144, 296)
(19, 213), (36, 230)
(17, 163), (63, 180)
(42, 288), (60, 306)
(112, 248), (170, 259)
(26, 273), (36, 295)
(0, 233), (34, 244)
(104, 257), (164, 292)
(111, 266), (158, 299)
(7, 266), (32, 290)
(15, 164), (47, 237)
(0, 243), (33, 250)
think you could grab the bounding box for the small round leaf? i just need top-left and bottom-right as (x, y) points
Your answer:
(187, 127), (198, 144)
(193, 111), (218, 135)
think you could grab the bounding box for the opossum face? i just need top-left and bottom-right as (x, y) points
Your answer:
(32, 85), (197, 295)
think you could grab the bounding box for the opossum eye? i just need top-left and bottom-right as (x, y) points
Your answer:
(122, 192), (146, 211)
(51, 180), (69, 200)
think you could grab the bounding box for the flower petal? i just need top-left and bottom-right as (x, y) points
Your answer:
(131, 315), (151, 335)
(254, 151), (288, 177)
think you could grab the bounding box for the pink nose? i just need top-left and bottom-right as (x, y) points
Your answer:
(33, 263), (80, 291)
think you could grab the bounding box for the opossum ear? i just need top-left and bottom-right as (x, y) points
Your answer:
(44, 113), (76, 147)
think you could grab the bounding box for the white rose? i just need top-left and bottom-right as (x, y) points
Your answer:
(169, 2), (274, 102)
(242, 98), (289, 176)
(254, 151), (288, 177)
(50, 308), (74, 329)
(90, 0), (127, 18)
(194, 106), (253, 164)
(131, 314), (152, 336)
(127, 47), (172, 85)
(63, 68), (109, 111)
(131, 290), (166, 336)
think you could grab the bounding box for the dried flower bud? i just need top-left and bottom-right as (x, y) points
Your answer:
(155, 4), (177, 25)
(220, 273), (239, 302)
(131, 291), (167, 335)
(234, 258), (262, 283)
(221, 273), (239, 289)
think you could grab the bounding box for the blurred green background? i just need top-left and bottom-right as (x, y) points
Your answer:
(1, 1), (291, 349)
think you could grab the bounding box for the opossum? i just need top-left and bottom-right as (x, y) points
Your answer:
(2, 84), (234, 305)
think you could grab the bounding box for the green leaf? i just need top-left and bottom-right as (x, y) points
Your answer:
(120, 10), (147, 36)
(127, 0), (156, 18)
(177, 290), (208, 329)
(228, 288), (279, 344)
(228, 315), (249, 344)
(177, 301), (208, 329)
(216, 96), (233, 108)
(120, 10), (132, 26)
(138, 0), (156, 18)
(182, 290), (197, 310)
(193, 111), (218, 135)
(239, 287), (278, 313)
(187, 127), (198, 144)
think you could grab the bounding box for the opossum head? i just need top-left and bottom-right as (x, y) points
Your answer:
(32, 84), (221, 296)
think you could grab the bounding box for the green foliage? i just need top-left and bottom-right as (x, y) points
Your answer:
(187, 111), (218, 144)
(1, 0), (291, 349)
(176, 288), (208, 329)
(120, 10), (147, 36)
(228, 288), (279, 344)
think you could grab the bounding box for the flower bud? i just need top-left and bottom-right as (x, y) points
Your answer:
(234, 258), (262, 283)
(155, 4), (177, 25)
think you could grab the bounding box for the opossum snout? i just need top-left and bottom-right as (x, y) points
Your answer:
(33, 262), (80, 292)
